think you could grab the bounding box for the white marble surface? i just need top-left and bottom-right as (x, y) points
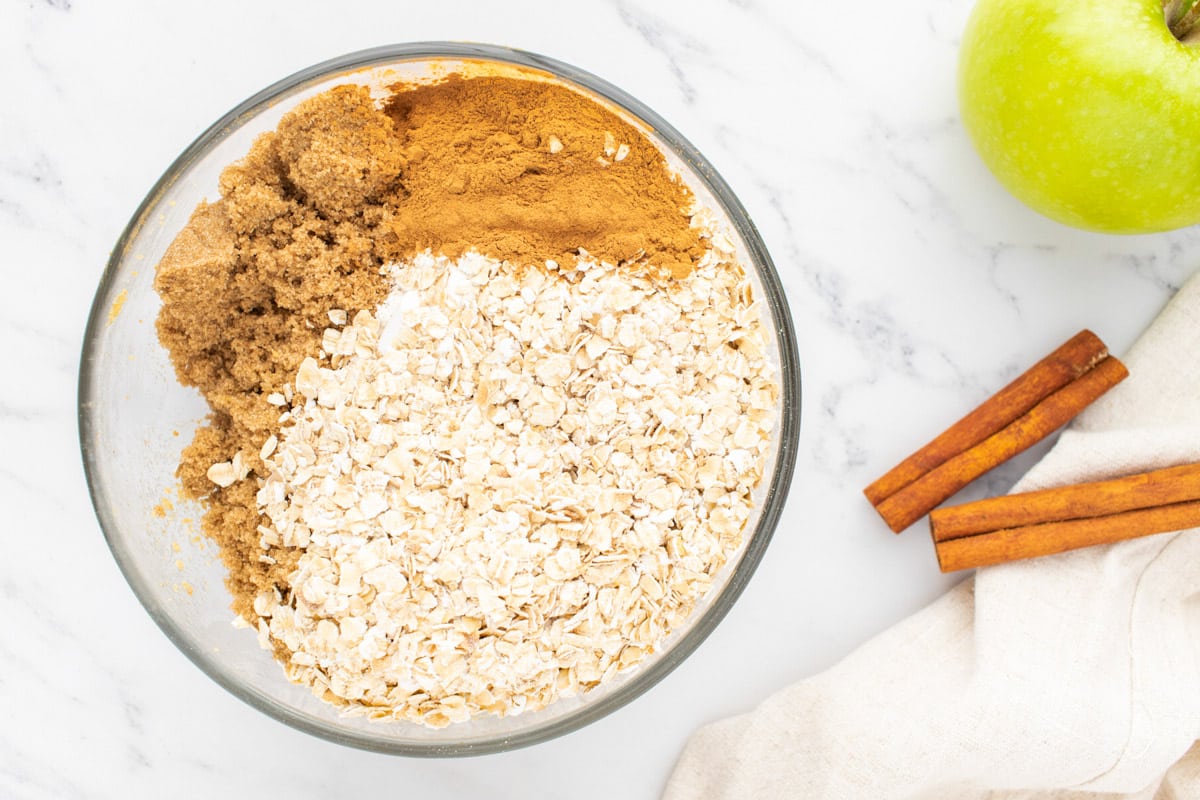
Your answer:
(3, 0), (1198, 797)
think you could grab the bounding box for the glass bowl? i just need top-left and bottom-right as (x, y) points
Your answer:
(78, 42), (800, 756)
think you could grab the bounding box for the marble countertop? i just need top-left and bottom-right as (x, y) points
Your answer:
(5, 0), (1198, 797)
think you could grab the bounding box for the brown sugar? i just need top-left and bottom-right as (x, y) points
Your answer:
(154, 72), (707, 623)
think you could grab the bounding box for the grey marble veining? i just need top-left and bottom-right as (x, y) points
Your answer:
(3, 0), (1198, 797)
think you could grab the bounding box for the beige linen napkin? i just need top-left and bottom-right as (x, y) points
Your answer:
(665, 273), (1200, 800)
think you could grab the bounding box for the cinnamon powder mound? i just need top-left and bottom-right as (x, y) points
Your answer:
(154, 73), (707, 620)
(381, 75), (703, 277)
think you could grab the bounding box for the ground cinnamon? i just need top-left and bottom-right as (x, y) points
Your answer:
(380, 75), (704, 278)
(154, 72), (707, 621)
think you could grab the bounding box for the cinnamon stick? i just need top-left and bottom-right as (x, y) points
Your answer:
(931, 462), (1200, 572)
(865, 331), (1127, 533)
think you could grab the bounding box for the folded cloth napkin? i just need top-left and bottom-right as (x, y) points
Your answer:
(664, 272), (1200, 800)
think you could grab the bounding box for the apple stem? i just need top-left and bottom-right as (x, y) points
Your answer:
(1168, 0), (1200, 40)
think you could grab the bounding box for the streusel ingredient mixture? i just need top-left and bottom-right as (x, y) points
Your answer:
(154, 67), (776, 725)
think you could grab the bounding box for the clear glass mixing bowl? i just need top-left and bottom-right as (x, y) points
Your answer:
(78, 42), (800, 756)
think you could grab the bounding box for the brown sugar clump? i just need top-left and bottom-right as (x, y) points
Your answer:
(275, 85), (408, 220)
(155, 73), (710, 622)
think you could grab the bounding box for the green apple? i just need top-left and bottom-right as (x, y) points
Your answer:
(959, 0), (1200, 233)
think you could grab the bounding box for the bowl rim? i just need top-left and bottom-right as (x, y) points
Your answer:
(78, 40), (801, 757)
